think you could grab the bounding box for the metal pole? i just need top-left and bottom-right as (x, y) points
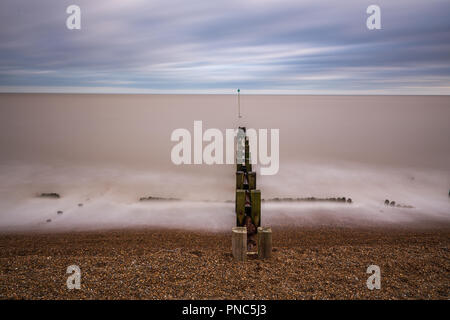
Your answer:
(238, 88), (241, 118)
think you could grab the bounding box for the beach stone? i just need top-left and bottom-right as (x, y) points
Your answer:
(384, 199), (390, 206)
(390, 201), (396, 207)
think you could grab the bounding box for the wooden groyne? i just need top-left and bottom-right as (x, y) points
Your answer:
(233, 127), (271, 261)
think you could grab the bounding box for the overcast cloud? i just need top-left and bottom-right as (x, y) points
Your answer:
(0, 0), (449, 94)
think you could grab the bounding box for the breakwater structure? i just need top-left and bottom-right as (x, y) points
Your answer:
(232, 126), (271, 261)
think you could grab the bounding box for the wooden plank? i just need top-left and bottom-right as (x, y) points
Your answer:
(250, 189), (261, 227)
(245, 159), (252, 172)
(235, 190), (246, 226)
(236, 171), (244, 189)
(248, 172), (256, 190)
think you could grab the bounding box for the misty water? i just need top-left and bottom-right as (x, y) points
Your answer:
(0, 94), (449, 231)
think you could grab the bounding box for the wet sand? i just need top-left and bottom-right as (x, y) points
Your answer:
(1, 226), (449, 300)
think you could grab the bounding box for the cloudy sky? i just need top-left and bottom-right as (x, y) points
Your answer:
(0, 0), (449, 94)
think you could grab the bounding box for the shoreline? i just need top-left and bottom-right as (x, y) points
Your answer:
(2, 219), (450, 236)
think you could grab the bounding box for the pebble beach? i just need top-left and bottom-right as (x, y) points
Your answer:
(1, 226), (448, 300)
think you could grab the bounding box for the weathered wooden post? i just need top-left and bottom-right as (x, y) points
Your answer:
(250, 189), (261, 228)
(235, 190), (246, 226)
(248, 172), (256, 190)
(232, 227), (247, 261)
(245, 157), (252, 172)
(257, 227), (272, 259)
(244, 138), (252, 172)
(236, 171), (244, 189)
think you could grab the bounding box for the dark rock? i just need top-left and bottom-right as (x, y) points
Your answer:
(46, 219), (51, 223)
(262, 196), (355, 203)
(78, 203), (83, 207)
(40, 193), (60, 199)
(390, 201), (396, 207)
(384, 199), (390, 206)
(139, 196), (180, 201)
(347, 198), (352, 203)
(57, 211), (63, 215)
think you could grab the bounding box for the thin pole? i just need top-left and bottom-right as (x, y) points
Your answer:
(238, 88), (242, 118)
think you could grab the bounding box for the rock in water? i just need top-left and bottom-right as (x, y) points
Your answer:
(40, 193), (60, 199)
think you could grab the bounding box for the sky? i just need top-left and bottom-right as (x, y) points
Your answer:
(0, 0), (449, 94)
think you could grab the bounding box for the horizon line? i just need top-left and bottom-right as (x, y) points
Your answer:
(1, 86), (450, 96)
